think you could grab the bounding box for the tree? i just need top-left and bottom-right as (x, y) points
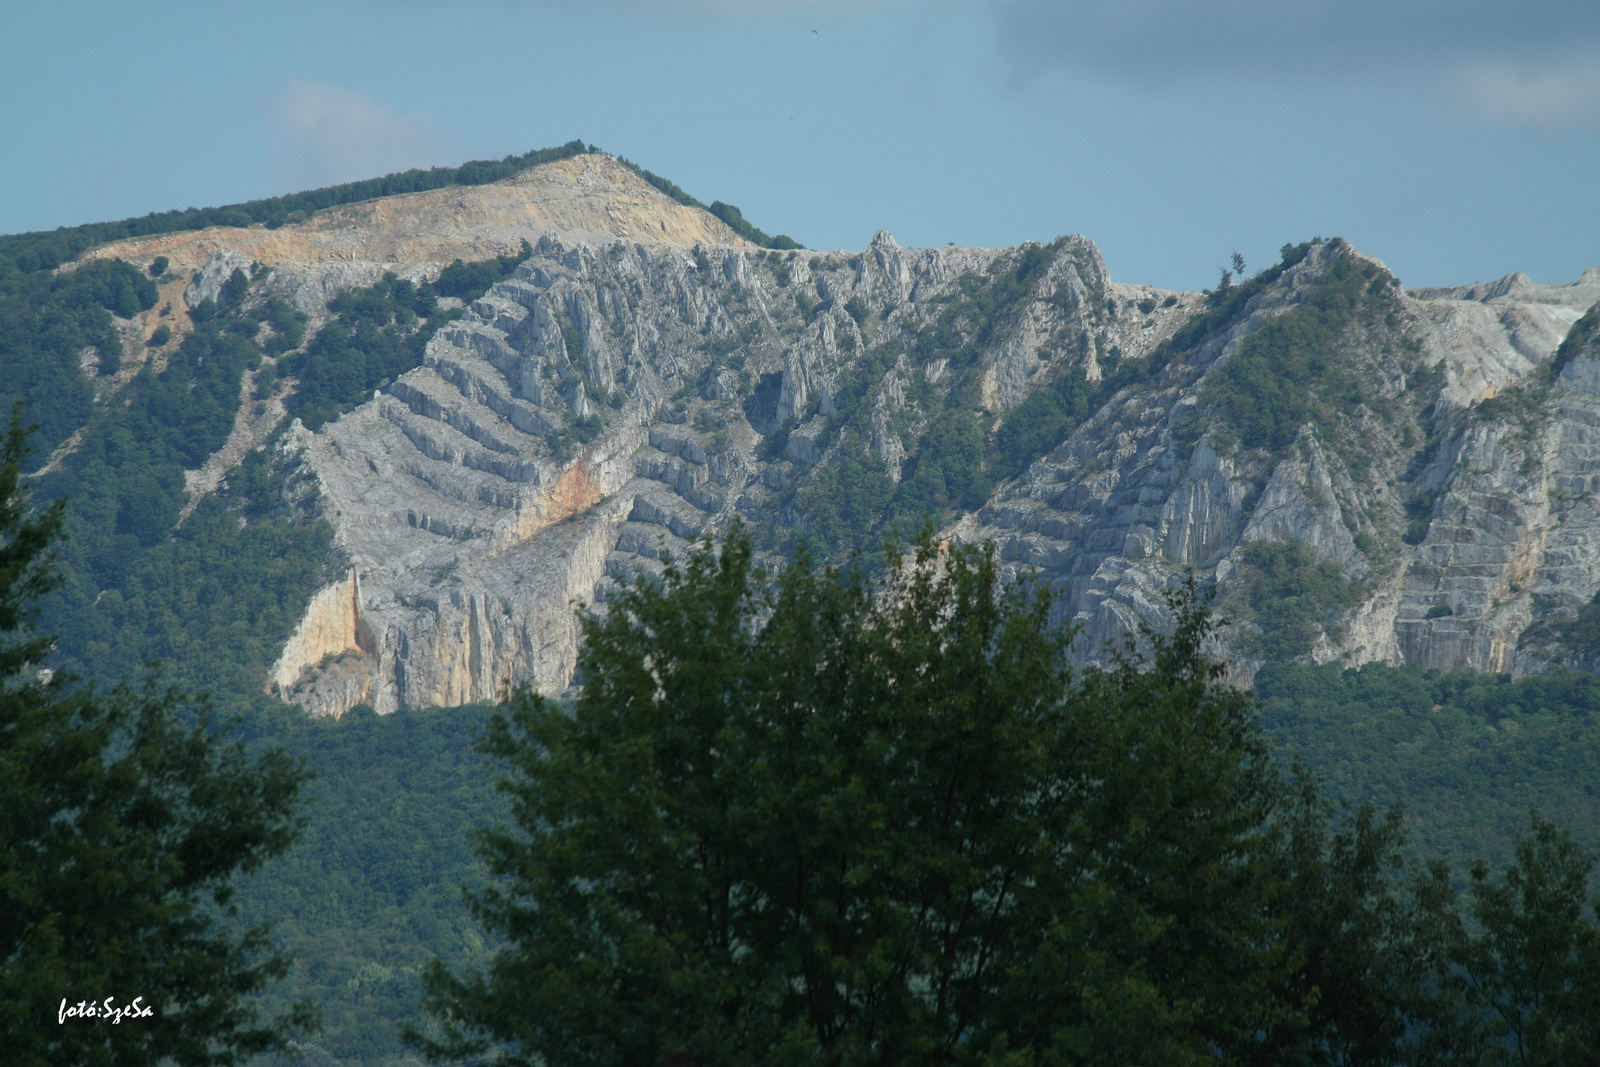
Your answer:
(412, 527), (1299, 1066)
(1251, 775), (1447, 1067)
(1415, 814), (1600, 1066)
(0, 407), (315, 1066)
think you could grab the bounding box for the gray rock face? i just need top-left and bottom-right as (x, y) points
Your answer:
(964, 245), (1600, 677)
(261, 223), (1600, 715)
(272, 231), (1163, 713)
(185, 249), (256, 307)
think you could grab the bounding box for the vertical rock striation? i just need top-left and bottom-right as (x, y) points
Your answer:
(237, 183), (1600, 713)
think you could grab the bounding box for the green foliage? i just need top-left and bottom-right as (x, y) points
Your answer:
(1255, 661), (1600, 873)
(843, 295), (869, 326)
(148, 323), (172, 348)
(0, 142), (590, 274)
(609, 156), (802, 249)
(413, 532), (1311, 1066)
(0, 406), (67, 673)
(892, 407), (990, 518)
(150, 255), (169, 277)
(708, 201), (802, 250)
(0, 258), (161, 448)
(546, 414), (603, 462)
(281, 245), (530, 432)
(1549, 300), (1600, 379)
(1415, 815), (1600, 1064)
(432, 241), (532, 300)
(1231, 539), (1368, 660)
(1164, 242), (1308, 358)
(0, 416), (314, 1065)
(257, 298), (306, 357)
(30, 273), (335, 708)
(46, 487), (334, 703)
(793, 434), (894, 552)
(1403, 489), (1435, 545)
(613, 157), (705, 210)
(1476, 376), (1554, 432)
(775, 244), (1079, 556)
(1255, 778), (1441, 1067)
(991, 370), (1093, 481)
(1536, 589), (1600, 660)
(1200, 244), (1393, 455)
(225, 703), (506, 1067)
(221, 267), (251, 308)
(911, 241), (1055, 375)
(560, 316), (583, 361)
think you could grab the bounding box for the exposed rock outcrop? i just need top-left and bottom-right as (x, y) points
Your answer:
(76, 153), (1597, 715)
(79, 153), (752, 328)
(271, 570), (376, 716)
(274, 230), (1151, 713)
(263, 225), (1600, 714)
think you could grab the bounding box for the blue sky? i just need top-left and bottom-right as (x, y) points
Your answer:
(2, 0), (1596, 292)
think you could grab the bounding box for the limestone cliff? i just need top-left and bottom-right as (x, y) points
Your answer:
(965, 250), (1600, 676)
(275, 229), (1162, 712)
(262, 224), (1600, 714)
(271, 570), (376, 716)
(74, 152), (1595, 715)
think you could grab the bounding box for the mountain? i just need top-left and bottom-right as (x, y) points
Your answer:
(12, 148), (1600, 1067)
(13, 148), (1600, 718)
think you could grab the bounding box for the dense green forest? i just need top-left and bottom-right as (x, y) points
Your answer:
(193, 656), (1600, 1066)
(0, 256), (157, 449)
(35, 272), (334, 702)
(228, 704), (505, 1067)
(1258, 661), (1600, 873)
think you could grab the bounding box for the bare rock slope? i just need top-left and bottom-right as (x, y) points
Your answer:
(83, 153), (749, 323)
(96, 154), (1595, 716)
(269, 218), (1600, 715)
(275, 229), (1165, 712)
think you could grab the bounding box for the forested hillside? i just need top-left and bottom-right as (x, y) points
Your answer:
(215, 661), (1600, 1066)
(12, 249), (527, 707)
(229, 704), (503, 1066)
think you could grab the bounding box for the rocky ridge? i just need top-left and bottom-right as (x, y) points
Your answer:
(966, 252), (1600, 675)
(64, 154), (1599, 716)
(274, 229), (1177, 712)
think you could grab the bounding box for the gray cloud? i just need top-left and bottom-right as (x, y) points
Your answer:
(1445, 58), (1600, 130)
(522, 0), (879, 13)
(991, 0), (1600, 128)
(648, 0), (872, 10)
(266, 77), (464, 188)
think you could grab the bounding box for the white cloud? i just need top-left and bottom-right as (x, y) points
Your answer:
(1445, 59), (1600, 131)
(266, 77), (464, 188)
